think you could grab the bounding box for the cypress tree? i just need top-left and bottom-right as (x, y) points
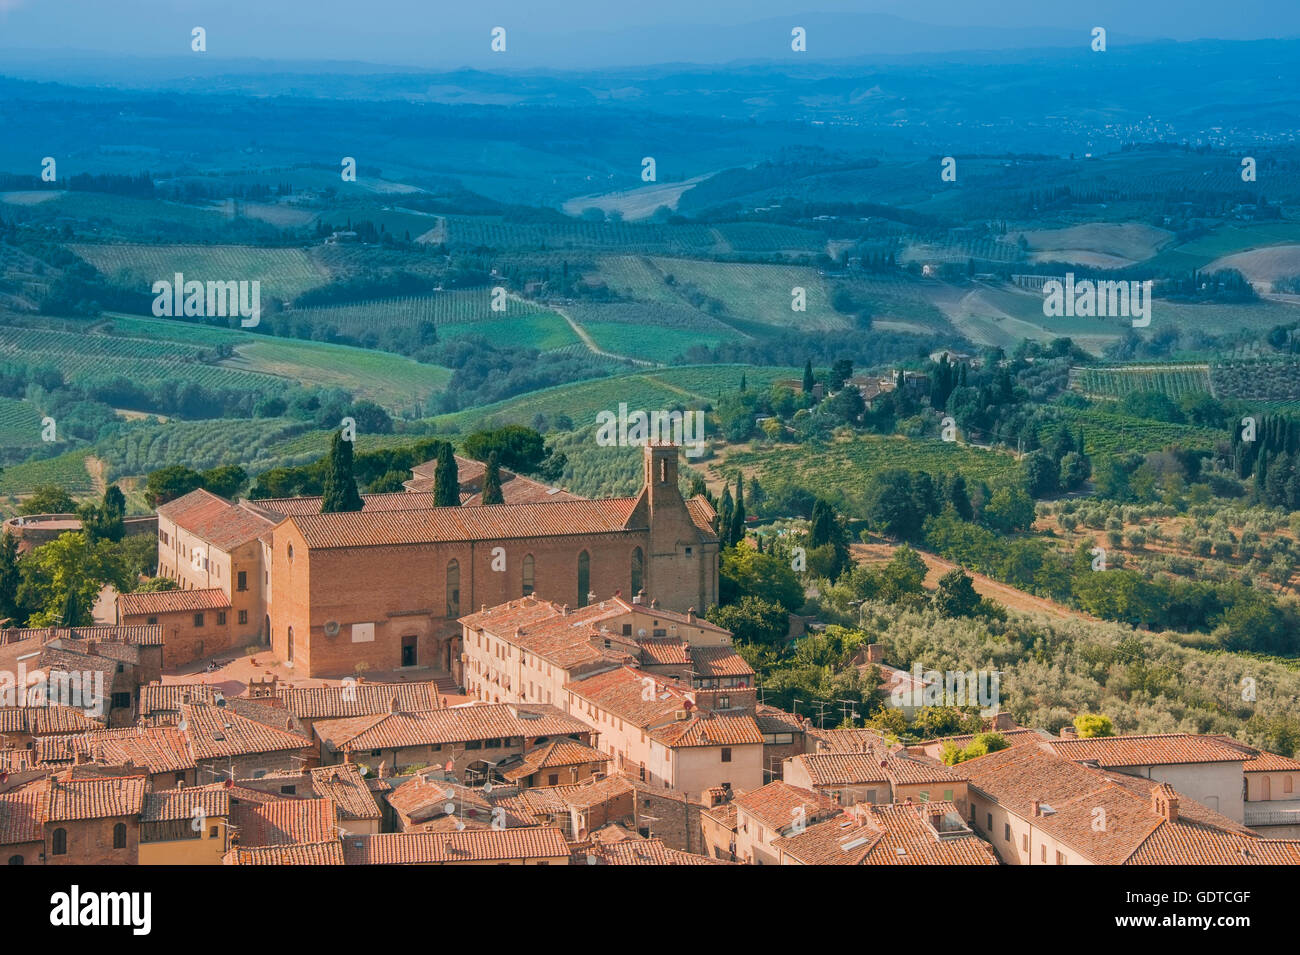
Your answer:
(482, 451), (504, 505)
(729, 474), (746, 545)
(802, 360), (815, 396)
(434, 442), (460, 507)
(719, 486), (734, 546)
(321, 431), (364, 513)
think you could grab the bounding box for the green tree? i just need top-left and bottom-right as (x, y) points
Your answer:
(983, 485), (1035, 534)
(19, 484), (76, 515)
(200, 465), (248, 499)
(802, 359), (815, 397)
(933, 568), (981, 618)
(21, 533), (116, 627)
(482, 452), (505, 505)
(144, 466), (202, 508)
(705, 596), (789, 646)
(0, 532), (22, 624)
(719, 546), (804, 612)
(1073, 713), (1115, 738)
(321, 431), (364, 513)
(433, 442), (460, 507)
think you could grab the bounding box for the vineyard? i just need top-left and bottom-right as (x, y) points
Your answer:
(647, 258), (846, 329)
(69, 243), (329, 301)
(96, 418), (312, 479)
(439, 216), (717, 254)
(0, 396), (44, 449)
(1070, 363), (1213, 400)
(0, 449), (95, 497)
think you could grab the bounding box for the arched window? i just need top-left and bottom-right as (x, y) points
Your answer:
(522, 554), (535, 597)
(577, 551), (590, 607)
(287, 627), (295, 664)
(7, 855), (22, 865)
(630, 547), (644, 597)
(113, 823), (127, 849)
(446, 559), (461, 617)
(51, 828), (67, 855)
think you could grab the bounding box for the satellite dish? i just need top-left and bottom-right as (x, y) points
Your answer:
(324, 621), (341, 637)
(637, 628), (647, 638)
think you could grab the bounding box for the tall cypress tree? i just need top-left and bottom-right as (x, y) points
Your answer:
(321, 431), (363, 513)
(729, 473), (746, 545)
(434, 442), (460, 507)
(718, 486), (734, 546)
(802, 360), (815, 396)
(482, 451), (504, 505)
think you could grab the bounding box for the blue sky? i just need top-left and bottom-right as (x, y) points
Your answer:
(1, 0), (1297, 67)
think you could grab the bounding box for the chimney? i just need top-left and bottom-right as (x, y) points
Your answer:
(632, 592), (643, 605)
(1030, 799), (1041, 817)
(1059, 725), (1078, 739)
(561, 605), (570, 616)
(343, 750), (353, 764)
(1152, 784), (1179, 823)
(686, 607), (695, 623)
(389, 696), (400, 714)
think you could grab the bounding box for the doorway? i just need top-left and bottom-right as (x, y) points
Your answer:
(401, 635), (417, 668)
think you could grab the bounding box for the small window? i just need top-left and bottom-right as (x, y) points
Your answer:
(217, 611), (227, 626)
(1056, 850), (1067, 865)
(238, 610), (248, 625)
(721, 747), (732, 763)
(280, 785), (296, 795)
(209, 826), (218, 839)
(52, 828), (67, 855)
(146, 616), (157, 625)
(287, 544), (294, 559)
(237, 571), (247, 592)
(943, 789), (953, 801)
(1022, 833), (1029, 852)
(986, 813), (992, 830)
(547, 774), (559, 786)
(1041, 844), (1047, 863)
(7, 855), (22, 865)
(194, 613), (205, 627)
(1003, 823), (1010, 841)
(113, 823), (127, 849)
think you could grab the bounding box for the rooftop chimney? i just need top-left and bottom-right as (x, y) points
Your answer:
(686, 607), (695, 623)
(1030, 798), (1041, 817)
(1059, 725), (1078, 739)
(1152, 783), (1179, 823)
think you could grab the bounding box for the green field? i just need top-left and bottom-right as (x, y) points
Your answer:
(284, 292), (579, 351)
(648, 258), (846, 329)
(221, 339), (450, 414)
(0, 449), (95, 497)
(0, 396), (44, 449)
(1043, 406), (1223, 458)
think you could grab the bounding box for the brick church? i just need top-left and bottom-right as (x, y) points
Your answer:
(123, 443), (719, 679)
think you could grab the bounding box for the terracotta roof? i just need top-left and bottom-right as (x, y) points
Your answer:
(142, 788), (230, 823)
(0, 783), (45, 845)
(225, 841), (344, 865)
(1243, 751), (1300, 773)
(140, 682), (221, 713)
(37, 726), (195, 774)
(585, 837), (725, 865)
(0, 706), (102, 736)
(780, 801), (998, 866)
(180, 702), (313, 760)
(45, 774), (146, 821)
(341, 828), (570, 864)
(964, 742), (1298, 864)
(732, 781), (837, 834)
(808, 727), (891, 754)
(157, 489), (278, 551)
(651, 713), (763, 748)
(1048, 734), (1250, 767)
(280, 682), (442, 720)
(309, 764), (381, 821)
(119, 588), (230, 617)
(290, 498), (643, 550)
(689, 645), (754, 679)
(637, 639), (692, 666)
(317, 703), (589, 753)
(0, 625), (163, 647)
(755, 705), (805, 736)
(233, 797), (336, 847)
(501, 739), (610, 781)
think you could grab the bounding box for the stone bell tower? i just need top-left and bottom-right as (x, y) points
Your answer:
(635, 442), (718, 613)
